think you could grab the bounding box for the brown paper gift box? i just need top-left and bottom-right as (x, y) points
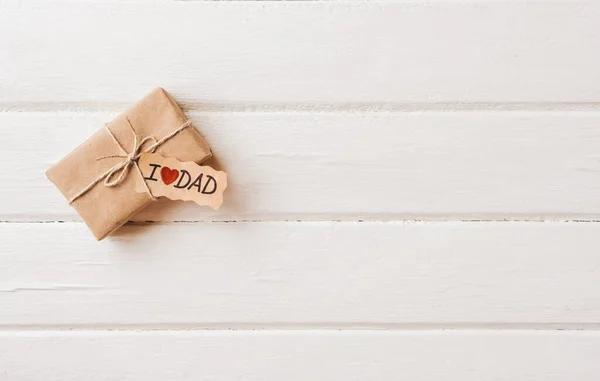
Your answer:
(46, 88), (212, 240)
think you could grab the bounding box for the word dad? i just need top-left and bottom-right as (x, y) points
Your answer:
(145, 164), (217, 194)
(135, 152), (228, 210)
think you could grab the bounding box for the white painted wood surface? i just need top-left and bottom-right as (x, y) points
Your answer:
(1, 222), (599, 327)
(2, 331), (600, 381)
(3, 111), (600, 221)
(2, 0), (600, 379)
(1, 1), (599, 104)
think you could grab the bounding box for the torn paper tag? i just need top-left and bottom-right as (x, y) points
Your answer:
(135, 152), (227, 210)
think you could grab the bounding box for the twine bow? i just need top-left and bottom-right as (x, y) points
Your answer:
(68, 117), (192, 204)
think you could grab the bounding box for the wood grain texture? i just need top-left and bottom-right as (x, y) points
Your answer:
(1, 330), (600, 381)
(1, 1), (599, 105)
(3, 111), (600, 221)
(2, 1), (600, 376)
(1, 221), (598, 327)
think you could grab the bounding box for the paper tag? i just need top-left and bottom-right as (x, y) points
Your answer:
(135, 152), (227, 210)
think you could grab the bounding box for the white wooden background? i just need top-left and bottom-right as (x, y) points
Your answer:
(1, 0), (600, 379)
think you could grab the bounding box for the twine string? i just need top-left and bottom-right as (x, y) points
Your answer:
(68, 118), (192, 204)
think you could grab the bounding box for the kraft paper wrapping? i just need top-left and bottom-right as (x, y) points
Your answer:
(46, 88), (212, 240)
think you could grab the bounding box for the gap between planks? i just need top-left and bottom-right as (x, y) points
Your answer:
(1, 323), (600, 332)
(3, 102), (600, 113)
(2, 220), (600, 225)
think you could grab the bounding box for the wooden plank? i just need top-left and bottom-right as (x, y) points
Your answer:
(1, 221), (599, 327)
(1, 2), (599, 104)
(1, 330), (599, 380)
(3, 111), (600, 221)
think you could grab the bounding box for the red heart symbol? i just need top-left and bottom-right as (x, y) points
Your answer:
(160, 167), (179, 185)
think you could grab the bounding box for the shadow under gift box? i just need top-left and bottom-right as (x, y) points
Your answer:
(46, 88), (212, 240)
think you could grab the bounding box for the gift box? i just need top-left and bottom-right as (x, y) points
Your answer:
(46, 88), (212, 240)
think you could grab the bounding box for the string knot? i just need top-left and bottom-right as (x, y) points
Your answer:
(126, 152), (136, 163)
(67, 118), (193, 204)
(97, 118), (158, 188)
